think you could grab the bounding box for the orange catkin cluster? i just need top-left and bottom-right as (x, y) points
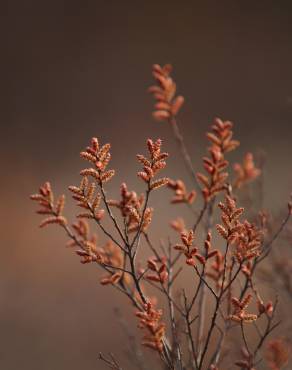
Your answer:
(197, 118), (239, 202)
(233, 152), (261, 189)
(137, 138), (169, 189)
(229, 294), (258, 323)
(174, 230), (218, 267)
(167, 179), (196, 204)
(30, 182), (67, 228)
(149, 64), (184, 122)
(136, 302), (166, 353)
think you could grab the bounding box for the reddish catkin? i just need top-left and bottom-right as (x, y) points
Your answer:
(233, 152), (261, 189)
(136, 302), (166, 353)
(137, 138), (169, 191)
(167, 179), (196, 204)
(146, 257), (168, 284)
(265, 339), (290, 370)
(149, 64), (185, 122)
(170, 217), (187, 233)
(196, 118), (240, 201)
(30, 182), (68, 228)
(174, 229), (216, 267)
(229, 294), (258, 323)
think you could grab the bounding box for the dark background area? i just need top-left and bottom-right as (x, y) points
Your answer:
(1, 1), (292, 369)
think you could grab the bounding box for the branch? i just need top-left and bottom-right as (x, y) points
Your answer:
(169, 117), (201, 193)
(98, 352), (123, 370)
(100, 183), (128, 246)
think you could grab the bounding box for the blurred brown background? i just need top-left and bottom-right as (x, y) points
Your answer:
(1, 1), (292, 369)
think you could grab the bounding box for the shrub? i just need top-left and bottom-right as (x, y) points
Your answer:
(31, 64), (291, 370)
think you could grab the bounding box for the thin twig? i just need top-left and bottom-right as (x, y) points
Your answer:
(98, 352), (123, 370)
(169, 117), (201, 192)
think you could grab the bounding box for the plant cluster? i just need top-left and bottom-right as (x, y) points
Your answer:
(31, 64), (291, 370)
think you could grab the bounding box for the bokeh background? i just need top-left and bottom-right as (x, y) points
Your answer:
(1, 1), (292, 369)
